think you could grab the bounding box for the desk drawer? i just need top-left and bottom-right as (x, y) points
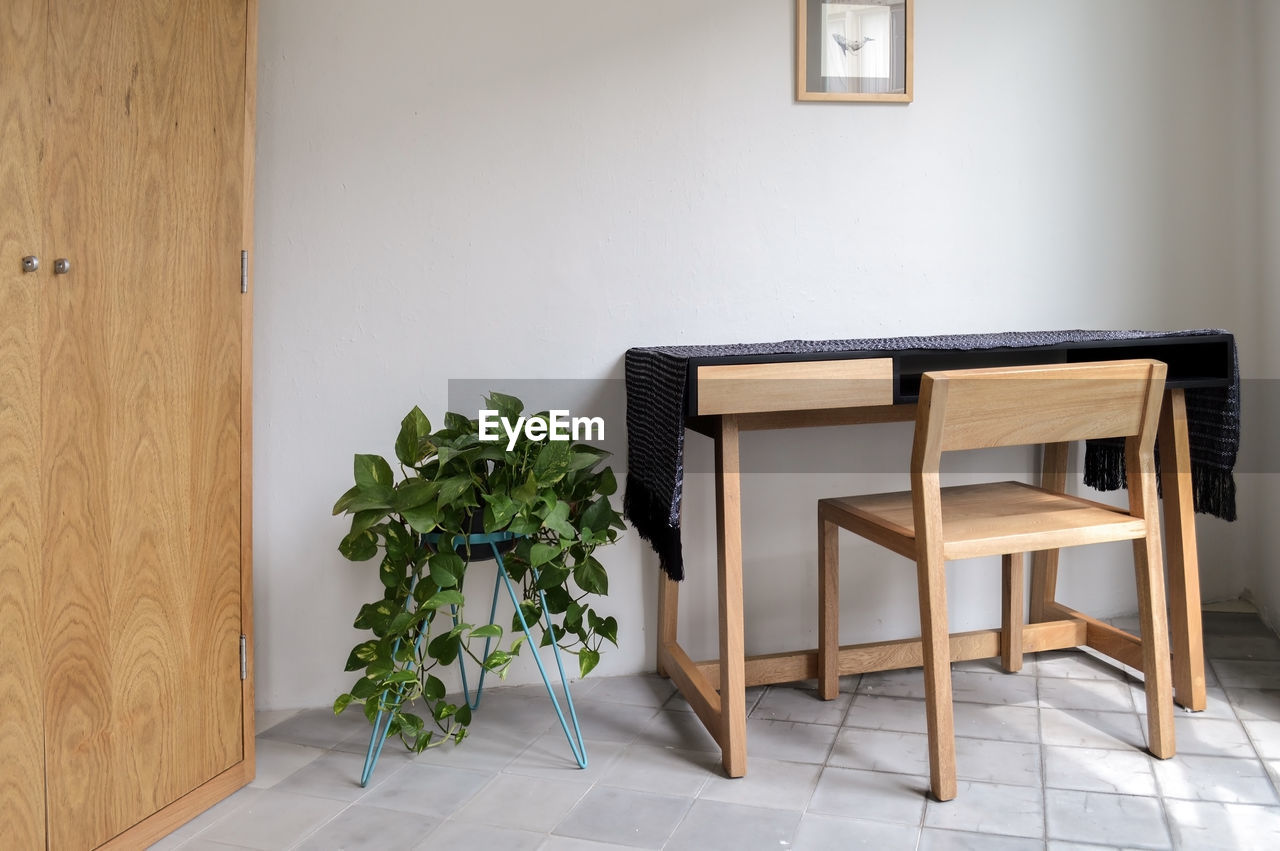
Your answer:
(695, 358), (893, 415)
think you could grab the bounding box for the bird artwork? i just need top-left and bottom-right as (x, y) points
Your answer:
(832, 33), (874, 55)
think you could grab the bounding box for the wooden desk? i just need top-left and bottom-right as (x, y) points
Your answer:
(651, 335), (1234, 778)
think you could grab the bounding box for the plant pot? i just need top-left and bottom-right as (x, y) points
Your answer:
(423, 512), (518, 562)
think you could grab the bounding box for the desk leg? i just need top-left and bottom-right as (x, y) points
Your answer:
(715, 416), (748, 777)
(1159, 388), (1207, 711)
(1029, 442), (1069, 623)
(656, 570), (679, 678)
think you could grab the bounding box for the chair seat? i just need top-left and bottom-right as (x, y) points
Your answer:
(820, 481), (1147, 561)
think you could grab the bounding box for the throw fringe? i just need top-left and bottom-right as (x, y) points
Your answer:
(624, 475), (685, 581)
(1083, 441), (1238, 521)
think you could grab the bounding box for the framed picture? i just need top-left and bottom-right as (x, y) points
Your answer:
(797, 0), (913, 102)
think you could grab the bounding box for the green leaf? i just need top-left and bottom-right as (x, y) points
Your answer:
(538, 623), (565, 647)
(579, 648), (600, 677)
(395, 407), (431, 465)
(382, 521), (416, 560)
(333, 485), (361, 515)
(341, 484), (396, 513)
(348, 508), (385, 538)
(470, 623), (502, 638)
(597, 467), (617, 497)
(512, 472), (538, 505)
(378, 557), (404, 589)
(394, 478), (438, 511)
(512, 599), (542, 631)
(529, 541), (562, 568)
(568, 445), (609, 472)
(401, 502), (439, 534)
(429, 551), (464, 589)
(345, 641), (378, 671)
(573, 557), (609, 595)
(333, 693), (354, 714)
(481, 493), (518, 530)
(339, 529), (379, 562)
(533, 440), (572, 482)
(535, 563), (570, 591)
(354, 454), (395, 489)
(541, 500), (574, 538)
(351, 676), (378, 699)
(599, 616), (619, 646)
(565, 601), (585, 630)
(422, 590), (465, 610)
(366, 646), (394, 679)
(456, 703), (473, 726)
(444, 411), (472, 433)
(580, 498), (617, 539)
(483, 650), (512, 671)
(438, 474), (475, 505)
(423, 674), (445, 700)
(542, 586), (571, 614)
(427, 632), (461, 665)
(508, 512), (542, 536)
(484, 392), (523, 423)
(388, 611), (414, 636)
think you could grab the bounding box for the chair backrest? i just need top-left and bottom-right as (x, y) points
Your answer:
(912, 359), (1168, 466)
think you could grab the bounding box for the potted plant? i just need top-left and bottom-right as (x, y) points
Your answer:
(331, 392), (624, 758)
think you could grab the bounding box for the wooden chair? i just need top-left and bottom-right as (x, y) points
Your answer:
(817, 359), (1175, 802)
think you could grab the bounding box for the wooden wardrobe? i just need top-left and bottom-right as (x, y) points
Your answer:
(1, 1), (256, 847)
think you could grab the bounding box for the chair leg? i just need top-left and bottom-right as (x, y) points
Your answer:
(916, 549), (957, 802)
(1001, 552), (1025, 673)
(818, 509), (840, 701)
(1134, 533), (1176, 759)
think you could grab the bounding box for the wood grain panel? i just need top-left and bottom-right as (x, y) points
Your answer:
(693, 619), (1086, 687)
(696, 358), (892, 415)
(1158, 389), (1207, 711)
(714, 416), (747, 777)
(41, 2), (247, 846)
(928, 360), (1164, 451)
(822, 482), (1146, 561)
(0, 1), (49, 847)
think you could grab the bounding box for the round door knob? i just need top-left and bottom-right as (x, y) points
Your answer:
(22, 255), (39, 273)
(53, 258), (71, 275)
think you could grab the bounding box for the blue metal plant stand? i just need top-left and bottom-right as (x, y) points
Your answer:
(359, 531), (588, 786)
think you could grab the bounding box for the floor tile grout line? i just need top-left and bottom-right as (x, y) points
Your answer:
(1036, 670), (1051, 848)
(165, 639), (1280, 850)
(282, 796), (358, 851)
(786, 675), (860, 840)
(1218, 652), (1280, 804)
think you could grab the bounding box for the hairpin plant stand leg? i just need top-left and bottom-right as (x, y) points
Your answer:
(360, 541), (588, 787)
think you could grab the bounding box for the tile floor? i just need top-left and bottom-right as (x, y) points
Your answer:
(150, 611), (1280, 850)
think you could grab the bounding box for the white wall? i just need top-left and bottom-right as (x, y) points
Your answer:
(1252, 0), (1280, 626)
(253, 0), (1263, 710)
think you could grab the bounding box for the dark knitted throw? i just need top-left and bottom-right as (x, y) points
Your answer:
(624, 330), (1240, 581)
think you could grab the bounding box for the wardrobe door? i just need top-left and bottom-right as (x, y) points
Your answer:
(0, 1), (49, 848)
(40, 1), (248, 847)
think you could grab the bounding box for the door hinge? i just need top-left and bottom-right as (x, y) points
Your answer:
(240, 250), (248, 293)
(239, 634), (248, 680)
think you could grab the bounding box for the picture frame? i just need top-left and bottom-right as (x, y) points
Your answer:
(797, 0), (913, 103)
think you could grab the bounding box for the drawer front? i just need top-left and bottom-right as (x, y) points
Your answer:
(695, 358), (894, 415)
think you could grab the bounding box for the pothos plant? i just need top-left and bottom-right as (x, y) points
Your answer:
(331, 392), (624, 752)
